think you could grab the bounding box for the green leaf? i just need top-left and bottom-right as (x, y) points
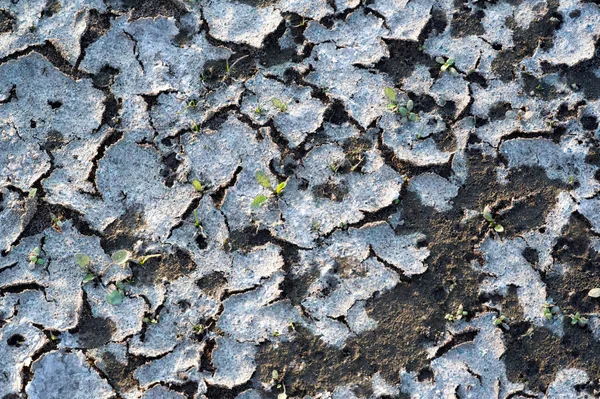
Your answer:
(408, 113), (419, 122)
(406, 99), (414, 112)
(272, 370), (279, 380)
(32, 247), (41, 256)
(192, 179), (203, 192)
(74, 253), (90, 268)
(440, 64), (448, 72)
(588, 288), (600, 298)
(275, 181), (287, 195)
(83, 273), (95, 283)
(384, 87), (396, 102)
(398, 107), (409, 116)
(446, 58), (455, 66)
(36, 258), (44, 265)
(251, 194), (269, 209)
(387, 104), (397, 111)
(255, 171), (272, 190)
(111, 250), (131, 265)
(435, 56), (445, 65)
(494, 224), (504, 233)
(482, 206), (494, 222)
(106, 289), (124, 306)
(28, 188), (37, 199)
(272, 98), (286, 112)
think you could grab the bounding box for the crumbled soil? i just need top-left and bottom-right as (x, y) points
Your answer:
(255, 150), (566, 395)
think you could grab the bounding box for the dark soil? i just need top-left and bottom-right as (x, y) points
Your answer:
(255, 149), (566, 395)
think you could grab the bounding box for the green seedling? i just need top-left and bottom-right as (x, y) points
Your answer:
(191, 121), (200, 132)
(255, 103), (262, 114)
(493, 314), (510, 330)
(138, 254), (162, 265)
(192, 210), (207, 239)
(251, 170), (287, 209)
(106, 289), (124, 306)
(106, 281), (127, 306)
(28, 188), (37, 199)
(192, 179), (203, 192)
(436, 57), (457, 75)
(111, 250), (131, 265)
(74, 253), (95, 284)
(543, 298), (560, 320)
(27, 247), (44, 265)
(111, 250), (160, 266)
(311, 220), (321, 233)
(272, 98), (288, 112)
(569, 312), (589, 327)
(222, 55), (249, 80)
(192, 210), (206, 233)
(384, 88), (418, 122)
(142, 317), (158, 324)
(271, 370), (287, 399)
(185, 99), (198, 110)
(444, 304), (468, 322)
(483, 205), (504, 233)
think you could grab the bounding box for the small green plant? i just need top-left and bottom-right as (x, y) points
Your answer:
(74, 253), (95, 283)
(192, 179), (203, 192)
(138, 254), (161, 265)
(444, 304), (468, 322)
(111, 250), (160, 266)
(192, 210), (207, 239)
(106, 281), (127, 306)
(493, 314), (510, 330)
(27, 247), (44, 265)
(542, 298), (560, 320)
(384, 88), (418, 122)
(28, 188), (37, 199)
(251, 170), (287, 209)
(185, 99), (198, 110)
(272, 98), (288, 112)
(111, 250), (131, 265)
(271, 370), (287, 399)
(483, 206), (504, 233)
(569, 312), (588, 327)
(191, 121), (200, 132)
(436, 57), (457, 75)
(222, 55), (248, 80)
(255, 103), (262, 114)
(142, 317), (158, 324)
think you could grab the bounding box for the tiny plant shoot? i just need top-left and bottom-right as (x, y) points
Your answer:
(74, 253), (95, 284)
(192, 179), (203, 192)
(444, 304), (467, 322)
(27, 247), (44, 265)
(272, 98), (288, 112)
(493, 314), (510, 330)
(542, 298), (560, 320)
(483, 206), (504, 233)
(106, 282), (126, 306)
(436, 57), (458, 75)
(569, 312), (588, 327)
(384, 88), (418, 122)
(251, 170), (287, 209)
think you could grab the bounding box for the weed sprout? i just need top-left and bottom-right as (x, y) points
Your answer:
(483, 206), (504, 233)
(384, 88), (418, 122)
(251, 170), (287, 209)
(436, 57), (457, 75)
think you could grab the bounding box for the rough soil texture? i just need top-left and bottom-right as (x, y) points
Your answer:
(2, 0), (600, 398)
